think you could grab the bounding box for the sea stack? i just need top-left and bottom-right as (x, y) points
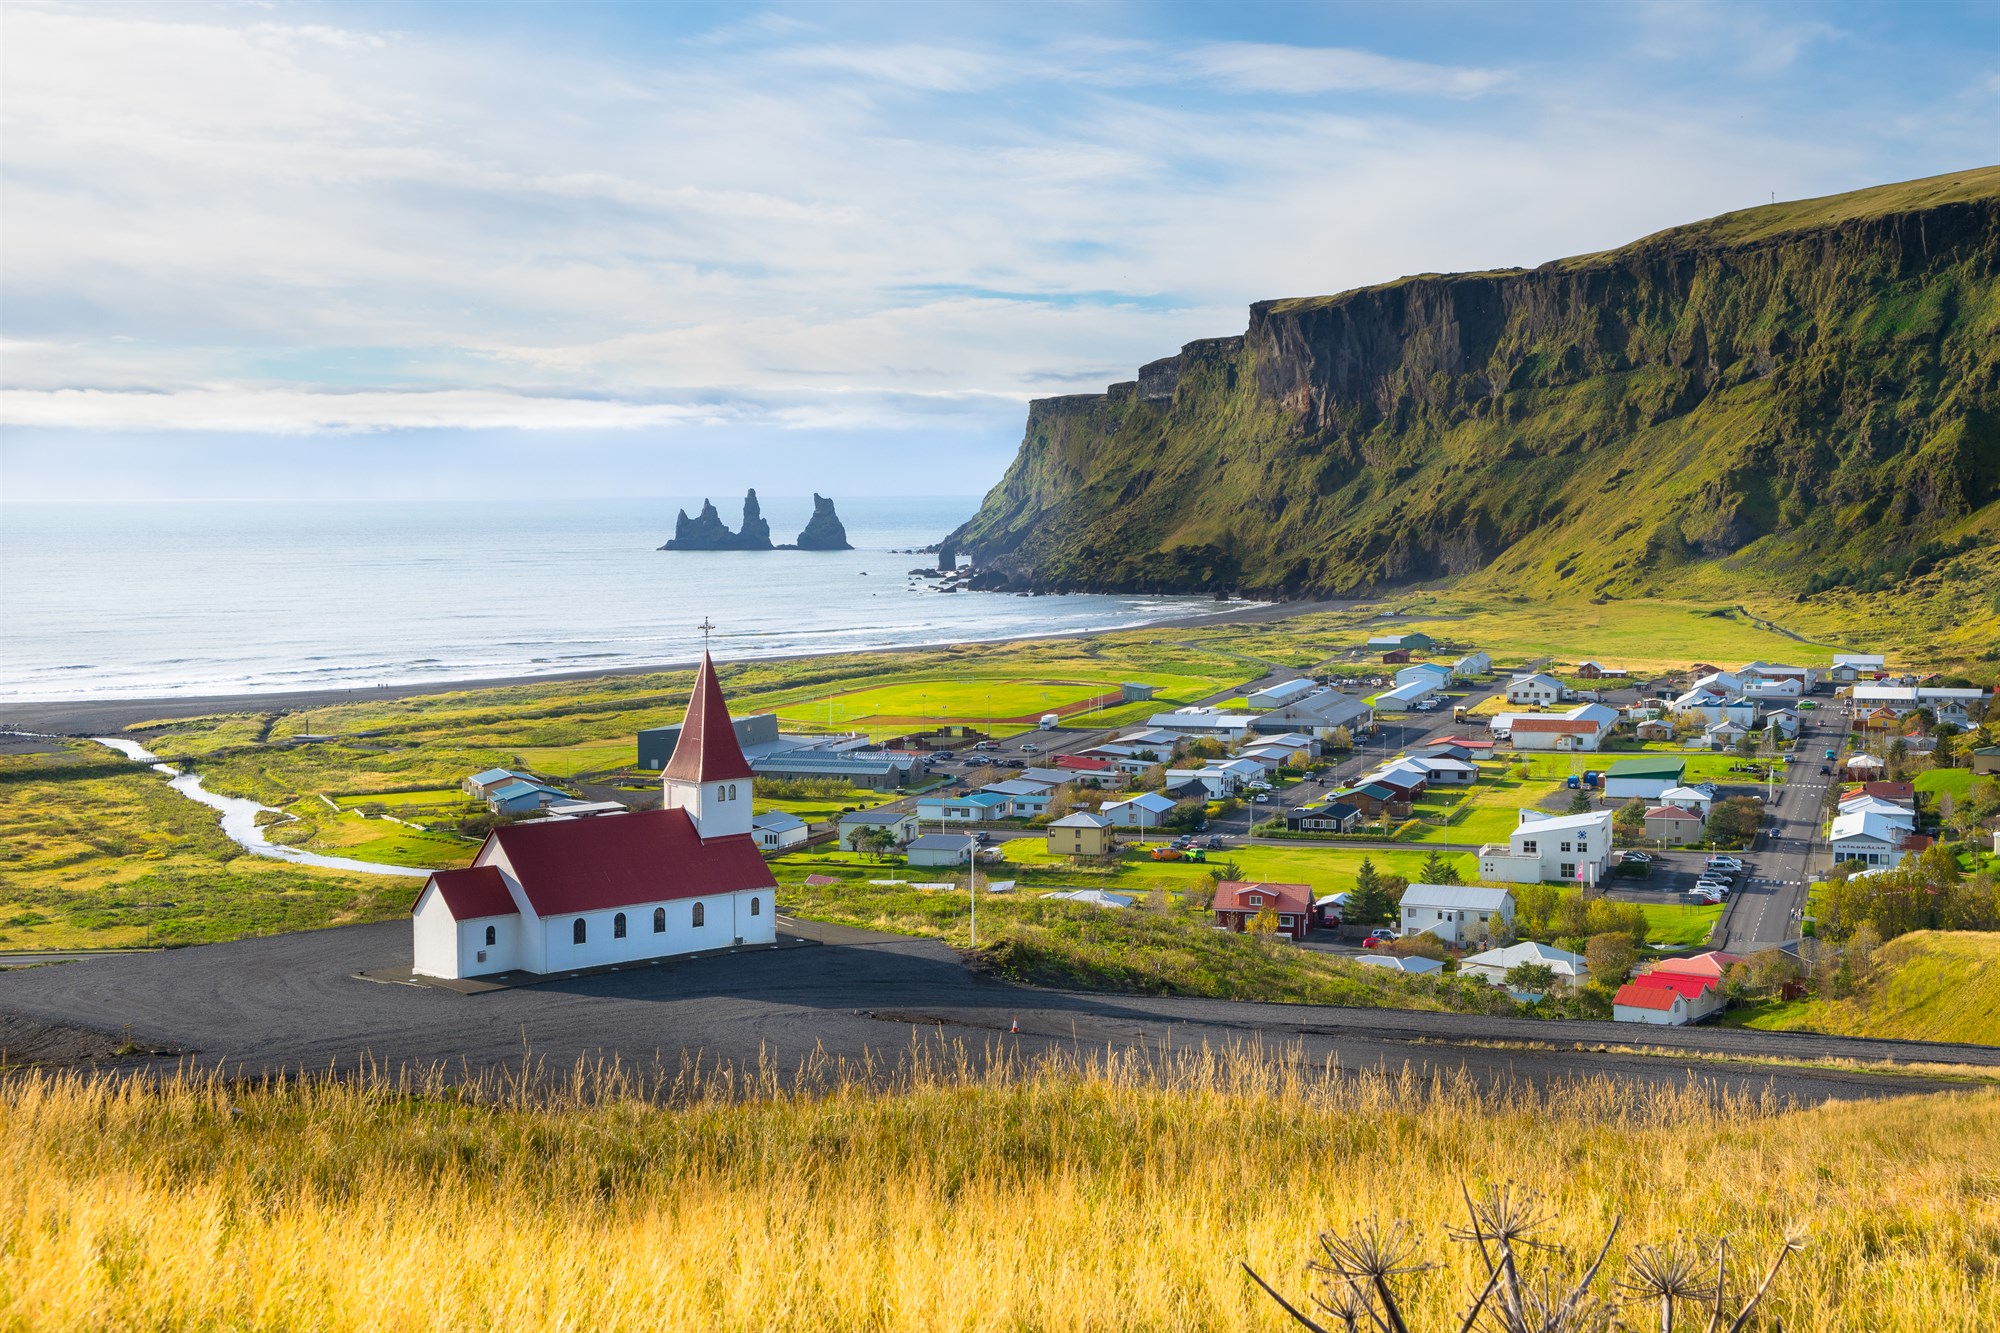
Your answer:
(794, 494), (854, 550)
(659, 489), (776, 550)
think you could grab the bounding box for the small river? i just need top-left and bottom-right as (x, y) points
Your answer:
(91, 738), (429, 878)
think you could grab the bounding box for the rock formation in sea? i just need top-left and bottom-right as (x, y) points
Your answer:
(659, 489), (775, 550)
(793, 494), (854, 550)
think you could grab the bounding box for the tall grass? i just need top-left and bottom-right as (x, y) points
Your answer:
(2, 1045), (1994, 1330)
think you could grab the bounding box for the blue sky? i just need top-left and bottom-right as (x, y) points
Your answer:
(1, 0), (1994, 500)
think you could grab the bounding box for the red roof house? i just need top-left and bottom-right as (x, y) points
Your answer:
(1213, 881), (1314, 941)
(425, 865), (518, 920)
(1612, 982), (1691, 1023)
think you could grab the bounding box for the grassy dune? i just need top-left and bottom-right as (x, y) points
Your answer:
(1742, 931), (2000, 1047)
(1, 1052), (1995, 1330)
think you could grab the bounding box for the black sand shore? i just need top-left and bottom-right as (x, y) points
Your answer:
(2, 597), (1366, 735)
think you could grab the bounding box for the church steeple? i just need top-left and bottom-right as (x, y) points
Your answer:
(662, 651), (754, 838)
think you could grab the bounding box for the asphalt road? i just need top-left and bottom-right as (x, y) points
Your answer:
(0, 920), (1991, 1102)
(1715, 707), (1842, 953)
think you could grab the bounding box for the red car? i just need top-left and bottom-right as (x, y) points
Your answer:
(1362, 931), (1398, 949)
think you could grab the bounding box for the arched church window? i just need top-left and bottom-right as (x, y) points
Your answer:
(573, 918), (586, 945)
(750, 897), (761, 916)
(485, 925), (496, 946)
(614, 912), (628, 939)
(692, 902), (706, 927)
(653, 907), (666, 933)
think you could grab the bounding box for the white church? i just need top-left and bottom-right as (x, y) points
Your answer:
(410, 651), (780, 979)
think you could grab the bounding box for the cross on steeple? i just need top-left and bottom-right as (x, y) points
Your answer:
(697, 617), (715, 649)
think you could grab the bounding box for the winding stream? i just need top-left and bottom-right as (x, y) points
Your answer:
(91, 737), (429, 878)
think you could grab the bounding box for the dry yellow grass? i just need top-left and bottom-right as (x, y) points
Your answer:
(0, 1047), (1994, 1331)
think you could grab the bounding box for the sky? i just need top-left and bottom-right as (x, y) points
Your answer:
(1, 0), (1995, 501)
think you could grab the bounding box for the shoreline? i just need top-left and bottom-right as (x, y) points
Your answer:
(0, 596), (1365, 735)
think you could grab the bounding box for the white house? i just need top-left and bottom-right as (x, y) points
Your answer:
(1837, 793), (1916, 827)
(1508, 703), (1617, 752)
(412, 652), (777, 981)
(982, 779), (1056, 817)
(1101, 791), (1178, 828)
(1452, 652), (1492, 679)
(1395, 662), (1452, 690)
(1402, 755), (1477, 785)
(1829, 810), (1916, 868)
(1477, 809), (1614, 885)
(1357, 954), (1446, 975)
(1165, 766), (1242, 798)
(1504, 673), (1568, 706)
(1459, 941), (1589, 994)
(837, 809), (920, 851)
(751, 810), (808, 851)
(1657, 784), (1714, 816)
(1397, 883), (1514, 945)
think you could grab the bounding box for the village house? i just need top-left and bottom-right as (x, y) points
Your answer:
(1632, 718), (1675, 742)
(1452, 651), (1492, 679)
(1507, 703), (1617, 752)
(1397, 883), (1514, 946)
(1374, 678), (1440, 711)
(1850, 685), (1987, 721)
(1358, 953), (1446, 975)
(1848, 780), (1916, 809)
(1842, 754), (1888, 781)
(905, 833), (976, 867)
(1504, 672), (1568, 706)
(1286, 800), (1361, 833)
(837, 809), (919, 852)
(1657, 784), (1714, 816)
(981, 779), (1056, 817)
(413, 653), (777, 981)
(1573, 660), (1628, 680)
(1643, 804), (1705, 845)
(1459, 941), (1589, 995)
(1213, 881), (1314, 940)
(1828, 653), (1886, 683)
(1100, 791), (1178, 828)
(1046, 811), (1113, 857)
(481, 777), (569, 816)
(1612, 975), (1716, 1026)
(1477, 809), (1615, 885)
(1052, 753), (1120, 787)
(1395, 661), (1453, 690)
(1367, 631), (1435, 652)
(1830, 809), (1919, 868)
(915, 790), (1013, 822)
(750, 810), (808, 851)
(1338, 783), (1410, 820)
(1401, 754), (1477, 785)
(1968, 745), (2000, 776)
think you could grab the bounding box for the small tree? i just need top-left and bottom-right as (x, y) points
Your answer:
(1418, 851), (1461, 885)
(1327, 724), (1354, 752)
(1567, 787), (1594, 814)
(1504, 961), (1560, 995)
(1347, 859), (1396, 927)
(1584, 932), (1638, 984)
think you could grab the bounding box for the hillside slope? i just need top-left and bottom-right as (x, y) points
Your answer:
(949, 168), (2000, 618)
(1744, 931), (2000, 1047)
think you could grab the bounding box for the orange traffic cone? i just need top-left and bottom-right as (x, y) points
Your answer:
(1010, 1016), (1019, 1034)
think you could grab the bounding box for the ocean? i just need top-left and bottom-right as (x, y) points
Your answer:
(0, 498), (1230, 701)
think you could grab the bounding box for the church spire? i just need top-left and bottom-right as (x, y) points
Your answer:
(662, 651), (754, 784)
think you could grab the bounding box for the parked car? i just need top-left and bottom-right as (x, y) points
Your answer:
(1362, 930), (1398, 949)
(973, 741), (999, 751)
(973, 830), (991, 844)
(1706, 856), (1744, 872)
(1250, 793), (1270, 803)
(1694, 879), (1733, 898)
(1687, 889), (1722, 905)
(1020, 743), (1041, 755)
(1150, 848), (1184, 862)
(931, 750), (956, 761)
(1623, 851), (1653, 863)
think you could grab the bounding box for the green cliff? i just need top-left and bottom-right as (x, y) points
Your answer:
(948, 168), (2000, 605)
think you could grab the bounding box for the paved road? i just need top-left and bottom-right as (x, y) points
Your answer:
(0, 920), (1990, 1102)
(1716, 707), (1842, 954)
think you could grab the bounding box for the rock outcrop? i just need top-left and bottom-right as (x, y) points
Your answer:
(943, 167), (2000, 600)
(660, 489), (775, 551)
(794, 494), (853, 550)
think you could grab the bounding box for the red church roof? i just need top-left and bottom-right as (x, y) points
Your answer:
(421, 865), (517, 920)
(663, 651), (754, 783)
(486, 808), (775, 916)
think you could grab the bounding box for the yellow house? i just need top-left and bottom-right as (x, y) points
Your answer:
(1047, 811), (1113, 857)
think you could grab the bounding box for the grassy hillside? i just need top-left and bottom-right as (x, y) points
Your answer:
(1741, 931), (2000, 1046)
(3, 1054), (1995, 1330)
(950, 167), (2000, 667)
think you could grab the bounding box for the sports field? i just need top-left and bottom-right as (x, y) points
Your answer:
(772, 670), (1226, 737)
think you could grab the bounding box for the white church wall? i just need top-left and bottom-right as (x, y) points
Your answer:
(458, 913), (520, 976)
(411, 885), (462, 978)
(532, 888), (776, 973)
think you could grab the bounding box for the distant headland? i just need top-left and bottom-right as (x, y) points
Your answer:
(659, 490), (853, 551)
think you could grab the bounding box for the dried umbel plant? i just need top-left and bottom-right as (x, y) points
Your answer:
(1245, 1184), (1803, 1333)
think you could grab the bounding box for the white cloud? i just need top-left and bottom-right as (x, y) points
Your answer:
(0, 2), (1982, 452)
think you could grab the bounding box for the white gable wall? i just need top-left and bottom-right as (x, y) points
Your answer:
(412, 884), (463, 979)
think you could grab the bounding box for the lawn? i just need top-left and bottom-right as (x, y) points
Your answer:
(1638, 900), (1726, 949)
(511, 739), (638, 778)
(1398, 770), (1564, 844)
(1914, 767), (1975, 802)
(991, 839), (1476, 894)
(753, 787), (899, 822)
(329, 788), (471, 812)
(272, 804), (476, 870)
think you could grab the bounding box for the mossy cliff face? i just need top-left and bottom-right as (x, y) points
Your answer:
(949, 168), (2000, 598)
